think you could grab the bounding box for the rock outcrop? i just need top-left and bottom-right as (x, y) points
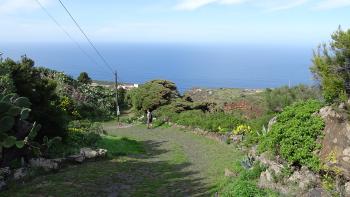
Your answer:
(288, 166), (319, 191)
(318, 106), (350, 179)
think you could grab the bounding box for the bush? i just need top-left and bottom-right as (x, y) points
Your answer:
(1, 56), (68, 139)
(66, 130), (101, 148)
(258, 100), (325, 171)
(177, 110), (244, 132)
(264, 85), (321, 113)
(39, 68), (119, 121)
(67, 120), (104, 146)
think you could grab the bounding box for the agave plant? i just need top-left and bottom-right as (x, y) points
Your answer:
(241, 154), (255, 169)
(257, 125), (268, 136)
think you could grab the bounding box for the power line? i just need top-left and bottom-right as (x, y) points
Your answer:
(57, 0), (115, 73)
(34, 0), (102, 71)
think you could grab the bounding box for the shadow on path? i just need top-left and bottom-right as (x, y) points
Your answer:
(104, 139), (213, 197)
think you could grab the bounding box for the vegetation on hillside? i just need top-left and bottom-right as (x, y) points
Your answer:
(259, 100), (325, 171)
(0, 56), (124, 168)
(1, 26), (350, 196)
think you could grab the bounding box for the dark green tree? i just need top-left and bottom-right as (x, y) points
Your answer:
(77, 72), (92, 84)
(1, 56), (67, 139)
(127, 80), (180, 112)
(311, 27), (350, 103)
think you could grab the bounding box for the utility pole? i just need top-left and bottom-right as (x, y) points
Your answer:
(115, 71), (120, 122)
(0, 52), (3, 63)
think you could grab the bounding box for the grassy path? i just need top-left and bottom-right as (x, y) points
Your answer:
(103, 122), (243, 196)
(1, 122), (243, 197)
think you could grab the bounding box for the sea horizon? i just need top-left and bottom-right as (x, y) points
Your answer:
(1, 42), (315, 92)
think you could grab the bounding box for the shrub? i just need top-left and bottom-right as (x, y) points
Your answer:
(169, 110), (244, 132)
(1, 56), (68, 139)
(264, 85), (321, 113)
(258, 100), (325, 171)
(39, 68), (119, 121)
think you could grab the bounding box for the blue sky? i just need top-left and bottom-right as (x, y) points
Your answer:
(0, 0), (350, 45)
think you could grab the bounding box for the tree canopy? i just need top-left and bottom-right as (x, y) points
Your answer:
(78, 72), (92, 84)
(127, 80), (180, 112)
(311, 27), (350, 103)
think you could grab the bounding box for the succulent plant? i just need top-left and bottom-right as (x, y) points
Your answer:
(241, 154), (255, 169)
(257, 125), (268, 136)
(0, 92), (39, 149)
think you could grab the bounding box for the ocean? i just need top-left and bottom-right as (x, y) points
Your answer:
(1, 43), (315, 92)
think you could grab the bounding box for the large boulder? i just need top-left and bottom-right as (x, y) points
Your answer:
(258, 169), (291, 195)
(13, 168), (27, 180)
(29, 158), (65, 171)
(80, 148), (107, 159)
(258, 152), (283, 175)
(305, 188), (331, 197)
(318, 106), (350, 179)
(287, 166), (319, 191)
(344, 181), (350, 196)
(67, 148), (107, 163)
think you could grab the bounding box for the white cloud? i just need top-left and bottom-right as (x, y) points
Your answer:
(263, 0), (309, 11)
(175, 0), (350, 11)
(314, 0), (350, 9)
(175, 0), (246, 11)
(0, 0), (52, 15)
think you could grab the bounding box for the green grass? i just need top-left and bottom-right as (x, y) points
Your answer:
(97, 135), (145, 157)
(1, 122), (274, 196)
(1, 134), (145, 197)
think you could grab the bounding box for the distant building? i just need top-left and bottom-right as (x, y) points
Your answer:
(90, 82), (110, 88)
(91, 82), (139, 90)
(118, 83), (139, 90)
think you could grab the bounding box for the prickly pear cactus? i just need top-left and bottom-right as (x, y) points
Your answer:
(0, 92), (39, 149)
